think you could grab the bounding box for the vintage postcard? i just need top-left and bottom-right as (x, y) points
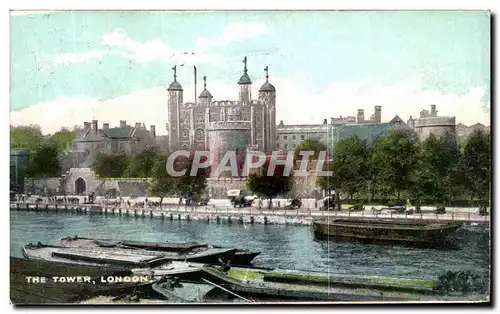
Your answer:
(9, 10), (491, 305)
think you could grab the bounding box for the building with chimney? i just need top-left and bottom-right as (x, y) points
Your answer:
(74, 120), (158, 156)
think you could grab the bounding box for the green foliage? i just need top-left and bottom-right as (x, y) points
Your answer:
(149, 155), (176, 201)
(24, 142), (61, 178)
(149, 154), (210, 203)
(246, 160), (292, 205)
(93, 153), (129, 178)
(174, 155), (211, 202)
(46, 128), (76, 153)
(330, 136), (370, 199)
(410, 135), (461, 204)
(126, 148), (158, 178)
(10, 125), (44, 151)
(371, 131), (419, 200)
(461, 130), (491, 200)
(294, 139), (327, 161)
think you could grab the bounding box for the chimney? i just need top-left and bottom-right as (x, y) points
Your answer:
(83, 122), (90, 131)
(150, 125), (156, 137)
(91, 120), (98, 132)
(279, 120), (284, 127)
(357, 109), (365, 124)
(120, 120), (126, 128)
(330, 118), (334, 125)
(374, 105), (382, 124)
(323, 119), (327, 125)
(430, 104), (437, 117)
(135, 122), (142, 129)
(103, 123), (109, 130)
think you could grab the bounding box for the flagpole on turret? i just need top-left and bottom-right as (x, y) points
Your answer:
(194, 65), (197, 105)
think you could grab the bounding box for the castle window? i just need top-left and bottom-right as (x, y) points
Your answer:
(292, 135), (296, 140)
(301, 135), (305, 140)
(293, 144), (296, 148)
(284, 144), (288, 149)
(196, 129), (205, 141)
(276, 136), (279, 141)
(284, 136), (288, 140)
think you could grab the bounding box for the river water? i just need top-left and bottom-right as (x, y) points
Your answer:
(10, 211), (490, 285)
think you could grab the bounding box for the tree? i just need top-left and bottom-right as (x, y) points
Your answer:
(10, 125), (44, 151)
(294, 139), (328, 161)
(24, 142), (61, 178)
(461, 130), (491, 201)
(47, 128), (76, 153)
(149, 155), (176, 207)
(173, 154), (211, 204)
(93, 153), (129, 178)
(330, 136), (370, 199)
(246, 157), (292, 208)
(127, 148), (159, 178)
(371, 131), (418, 200)
(410, 135), (461, 204)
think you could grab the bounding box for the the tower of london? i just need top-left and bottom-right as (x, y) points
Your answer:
(167, 57), (277, 177)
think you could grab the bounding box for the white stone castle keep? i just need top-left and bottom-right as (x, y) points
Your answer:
(166, 57), (277, 174)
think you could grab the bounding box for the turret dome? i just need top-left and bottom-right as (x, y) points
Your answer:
(199, 88), (212, 98)
(259, 81), (275, 92)
(167, 80), (183, 91)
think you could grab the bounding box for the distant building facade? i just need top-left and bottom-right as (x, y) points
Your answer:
(74, 120), (158, 157)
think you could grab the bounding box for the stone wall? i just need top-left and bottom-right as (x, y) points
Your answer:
(24, 178), (62, 195)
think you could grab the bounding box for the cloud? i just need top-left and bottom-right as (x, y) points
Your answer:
(10, 76), (490, 136)
(48, 22), (268, 68)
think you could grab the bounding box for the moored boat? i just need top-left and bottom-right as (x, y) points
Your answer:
(312, 218), (463, 245)
(22, 242), (238, 267)
(60, 236), (260, 265)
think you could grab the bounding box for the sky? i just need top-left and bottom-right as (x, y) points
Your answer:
(9, 10), (491, 135)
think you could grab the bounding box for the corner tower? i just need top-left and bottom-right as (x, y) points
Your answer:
(238, 56), (252, 105)
(198, 75), (213, 105)
(259, 66), (277, 150)
(167, 65), (184, 153)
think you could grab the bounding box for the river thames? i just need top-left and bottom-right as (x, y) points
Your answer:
(10, 211), (490, 285)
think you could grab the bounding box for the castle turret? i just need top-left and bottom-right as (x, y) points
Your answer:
(198, 75), (213, 105)
(357, 109), (365, 124)
(374, 105), (382, 124)
(167, 65), (184, 152)
(238, 56), (252, 105)
(258, 66), (277, 150)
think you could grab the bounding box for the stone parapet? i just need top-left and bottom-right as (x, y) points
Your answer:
(414, 116), (456, 128)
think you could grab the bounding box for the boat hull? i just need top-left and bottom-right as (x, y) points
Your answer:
(60, 237), (259, 265)
(312, 219), (462, 245)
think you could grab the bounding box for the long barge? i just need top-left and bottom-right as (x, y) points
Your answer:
(60, 236), (260, 265)
(312, 218), (463, 245)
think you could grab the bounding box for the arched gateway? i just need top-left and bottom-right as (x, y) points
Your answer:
(74, 177), (86, 195)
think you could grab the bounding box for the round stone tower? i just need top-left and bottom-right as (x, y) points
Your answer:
(208, 121), (251, 178)
(414, 116), (457, 142)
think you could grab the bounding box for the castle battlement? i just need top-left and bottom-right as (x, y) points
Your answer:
(414, 116), (456, 128)
(208, 121), (251, 130)
(210, 100), (240, 107)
